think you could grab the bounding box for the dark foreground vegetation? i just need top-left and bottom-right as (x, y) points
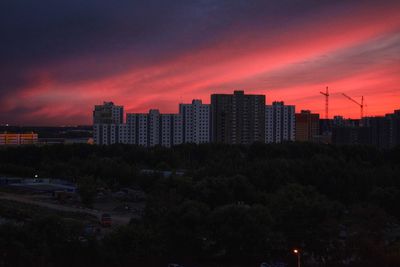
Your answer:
(1, 143), (400, 267)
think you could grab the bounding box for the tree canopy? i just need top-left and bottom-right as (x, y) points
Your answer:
(1, 143), (400, 266)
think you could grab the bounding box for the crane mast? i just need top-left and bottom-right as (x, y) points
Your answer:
(320, 86), (329, 119)
(342, 93), (364, 121)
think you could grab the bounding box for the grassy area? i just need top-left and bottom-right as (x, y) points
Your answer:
(0, 198), (97, 223)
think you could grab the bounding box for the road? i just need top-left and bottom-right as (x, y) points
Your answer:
(0, 192), (132, 226)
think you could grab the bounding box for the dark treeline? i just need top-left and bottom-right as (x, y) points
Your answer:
(1, 143), (400, 267)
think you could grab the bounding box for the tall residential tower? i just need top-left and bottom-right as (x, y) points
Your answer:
(295, 110), (320, 142)
(179, 100), (210, 144)
(265, 101), (295, 143)
(93, 102), (123, 124)
(211, 90), (265, 144)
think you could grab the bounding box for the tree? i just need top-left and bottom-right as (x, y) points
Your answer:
(77, 176), (97, 208)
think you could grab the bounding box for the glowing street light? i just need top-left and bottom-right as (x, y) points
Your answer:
(293, 249), (301, 267)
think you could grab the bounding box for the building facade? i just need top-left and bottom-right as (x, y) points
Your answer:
(211, 90), (265, 144)
(93, 102), (123, 124)
(0, 133), (38, 145)
(331, 110), (400, 148)
(362, 110), (400, 149)
(94, 100), (207, 146)
(93, 102), (124, 144)
(295, 110), (320, 142)
(391, 110), (400, 147)
(93, 97), (399, 148)
(265, 101), (295, 143)
(179, 100), (210, 144)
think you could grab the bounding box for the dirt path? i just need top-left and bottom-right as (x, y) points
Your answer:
(0, 192), (131, 226)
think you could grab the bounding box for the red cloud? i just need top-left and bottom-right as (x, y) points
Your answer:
(1, 2), (399, 125)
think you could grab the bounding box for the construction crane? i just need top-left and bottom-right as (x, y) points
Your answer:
(320, 86), (329, 119)
(342, 93), (364, 120)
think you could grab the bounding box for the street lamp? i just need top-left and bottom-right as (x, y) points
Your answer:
(293, 249), (301, 267)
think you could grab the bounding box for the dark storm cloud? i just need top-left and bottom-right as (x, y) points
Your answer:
(0, 0), (355, 89)
(0, 0), (389, 64)
(0, 0), (350, 90)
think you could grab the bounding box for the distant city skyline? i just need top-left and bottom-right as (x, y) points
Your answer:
(92, 92), (400, 148)
(3, 90), (399, 127)
(1, 0), (399, 125)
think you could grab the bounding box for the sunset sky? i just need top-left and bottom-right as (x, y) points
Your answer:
(1, 0), (399, 125)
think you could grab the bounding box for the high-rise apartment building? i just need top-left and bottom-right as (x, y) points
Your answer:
(93, 91), (302, 147)
(148, 110), (161, 147)
(126, 111), (183, 147)
(332, 116), (360, 128)
(385, 110), (400, 148)
(179, 100), (210, 144)
(93, 102), (123, 124)
(332, 110), (400, 148)
(211, 90), (265, 144)
(265, 101), (295, 143)
(126, 113), (149, 146)
(93, 124), (119, 145)
(360, 110), (400, 149)
(295, 110), (320, 142)
(392, 110), (400, 147)
(160, 114), (183, 147)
